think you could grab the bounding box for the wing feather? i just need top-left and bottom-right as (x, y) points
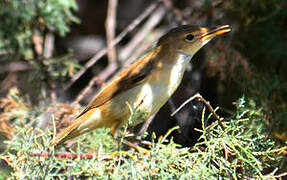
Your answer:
(76, 50), (157, 118)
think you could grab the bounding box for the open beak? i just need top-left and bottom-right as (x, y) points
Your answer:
(199, 25), (231, 42)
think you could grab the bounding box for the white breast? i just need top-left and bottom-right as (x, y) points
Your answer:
(167, 53), (192, 96)
(133, 53), (192, 114)
(110, 53), (192, 126)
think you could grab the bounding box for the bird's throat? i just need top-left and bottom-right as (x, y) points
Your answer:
(167, 53), (192, 95)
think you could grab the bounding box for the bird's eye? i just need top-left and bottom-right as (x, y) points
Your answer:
(185, 34), (194, 42)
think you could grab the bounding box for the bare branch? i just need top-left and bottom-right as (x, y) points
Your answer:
(0, 62), (31, 73)
(137, 114), (156, 137)
(171, 93), (225, 129)
(119, 6), (166, 62)
(32, 29), (43, 57)
(64, 0), (162, 90)
(105, 0), (118, 65)
(72, 77), (106, 106)
(43, 32), (54, 59)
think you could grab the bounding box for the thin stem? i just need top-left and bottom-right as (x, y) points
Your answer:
(171, 93), (225, 130)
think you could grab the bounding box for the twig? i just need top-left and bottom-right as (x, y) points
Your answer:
(171, 93), (225, 129)
(0, 62), (31, 73)
(168, 99), (182, 133)
(137, 114), (156, 137)
(124, 41), (153, 66)
(64, 0), (162, 90)
(119, 6), (166, 62)
(43, 32), (54, 59)
(113, 6), (166, 79)
(105, 0), (118, 66)
(96, 0), (119, 81)
(98, 62), (118, 81)
(162, 0), (188, 25)
(72, 77), (106, 105)
(162, 0), (178, 26)
(32, 28), (43, 56)
(29, 152), (111, 160)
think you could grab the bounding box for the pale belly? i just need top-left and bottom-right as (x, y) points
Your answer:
(107, 65), (187, 127)
(69, 54), (191, 138)
(75, 78), (181, 136)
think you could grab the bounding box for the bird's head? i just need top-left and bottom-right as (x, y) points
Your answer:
(157, 25), (231, 57)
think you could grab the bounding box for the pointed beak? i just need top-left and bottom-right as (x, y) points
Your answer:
(199, 25), (231, 42)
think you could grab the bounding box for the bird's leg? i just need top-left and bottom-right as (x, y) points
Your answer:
(110, 122), (122, 151)
(136, 114), (155, 140)
(110, 124), (149, 153)
(124, 127), (152, 148)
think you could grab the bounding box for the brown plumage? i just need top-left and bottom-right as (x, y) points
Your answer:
(53, 25), (231, 145)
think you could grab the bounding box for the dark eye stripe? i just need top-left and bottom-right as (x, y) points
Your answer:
(185, 34), (194, 41)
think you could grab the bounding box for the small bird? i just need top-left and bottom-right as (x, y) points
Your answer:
(54, 25), (231, 145)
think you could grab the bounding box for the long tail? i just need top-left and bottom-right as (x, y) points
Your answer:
(52, 118), (85, 145)
(52, 108), (105, 146)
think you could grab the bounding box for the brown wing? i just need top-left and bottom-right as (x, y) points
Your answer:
(76, 50), (157, 118)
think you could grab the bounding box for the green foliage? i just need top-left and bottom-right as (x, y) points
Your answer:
(193, 97), (281, 179)
(1, 97), (285, 179)
(0, 0), (286, 178)
(30, 53), (82, 84)
(242, 73), (287, 134)
(0, 87), (41, 126)
(203, 0), (287, 143)
(224, 0), (287, 81)
(0, 0), (79, 59)
(3, 126), (61, 178)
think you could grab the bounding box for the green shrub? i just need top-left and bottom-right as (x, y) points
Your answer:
(0, 0), (79, 59)
(1, 97), (285, 179)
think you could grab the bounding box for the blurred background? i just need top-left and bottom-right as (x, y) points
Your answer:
(0, 0), (286, 176)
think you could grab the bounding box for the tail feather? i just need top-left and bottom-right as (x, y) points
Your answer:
(52, 108), (103, 146)
(52, 118), (84, 145)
